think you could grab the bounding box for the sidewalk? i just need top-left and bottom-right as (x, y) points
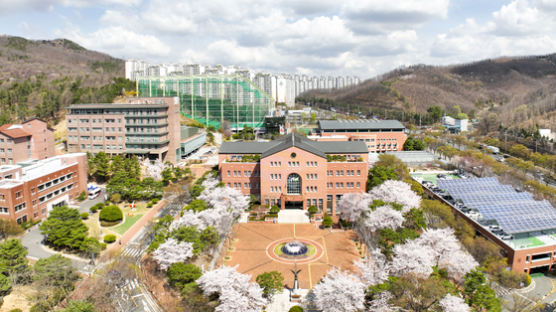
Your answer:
(104, 198), (168, 255)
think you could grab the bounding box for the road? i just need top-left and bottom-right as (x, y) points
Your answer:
(106, 188), (189, 312)
(21, 193), (106, 273)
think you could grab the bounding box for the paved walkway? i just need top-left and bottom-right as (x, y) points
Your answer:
(277, 210), (310, 224)
(104, 198), (168, 255)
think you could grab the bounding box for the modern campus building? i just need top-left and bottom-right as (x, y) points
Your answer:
(219, 133), (368, 215)
(415, 174), (556, 274)
(0, 153), (87, 223)
(0, 118), (55, 165)
(312, 120), (407, 153)
(66, 97), (205, 163)
(136, 75), (275, 130)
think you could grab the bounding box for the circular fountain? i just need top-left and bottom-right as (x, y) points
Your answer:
(281, 241), (309, 256)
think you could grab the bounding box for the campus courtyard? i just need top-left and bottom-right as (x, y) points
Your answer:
(220, 223), (361, 289)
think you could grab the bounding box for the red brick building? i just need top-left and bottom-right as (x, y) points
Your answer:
(313, 120), (407, 152)
(0, 153), (87, 223)
(219, 133), (368, 215)
(0, 118), (55, 165)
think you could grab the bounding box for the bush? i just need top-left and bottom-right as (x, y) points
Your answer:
(89, 202), (105, 213)
(103, 234), (116, 244)
(322, 213), (333, 228)
(289, 306), (303, 312)
(110, 193), (122, 203)
(99, 205), (123, 224)
(167, 263), (202, 290)
(80, 213), (89, 220)
(308, 205), (318, 216)
(76, 191), (87, 202)
(147, 203), (153, 208)
(152, 198), (159, 204)
(269, 205), (280, 214)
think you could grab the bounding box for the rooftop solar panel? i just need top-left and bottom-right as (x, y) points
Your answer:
(437, 177), (556, 234)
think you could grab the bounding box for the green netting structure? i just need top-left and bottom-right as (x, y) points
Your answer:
(136, 75), (274, 129)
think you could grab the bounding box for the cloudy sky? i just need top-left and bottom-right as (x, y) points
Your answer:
(1, 0), (556, 78)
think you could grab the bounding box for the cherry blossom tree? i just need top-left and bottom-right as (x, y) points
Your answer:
(199, 181), (249, 218)
(197, 266), (266, 312)
(336, 192), (372, 222)
(141, 158), (164, 180)
(363, 206), (405, 232)
(439, 250), (478, 283)
(368, 180), (421, 212)
(170, 178), (249, 237)
(415, 228), (478, 281)
(390, 240), (435, 277)
(353, 249), (389, 287)
(439, 294), (471, 312)
(152, 238), (193, 271)
(368, 291), (397, 312)
(312, 268), (366, 312)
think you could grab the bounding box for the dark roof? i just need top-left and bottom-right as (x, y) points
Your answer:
(219, 133), (368, 158)
(262, 133), (326, 158)
(318, 119), (405, 130)
(69, 103), (168, 109)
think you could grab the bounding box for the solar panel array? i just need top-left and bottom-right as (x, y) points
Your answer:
(437, 177), (556, 234)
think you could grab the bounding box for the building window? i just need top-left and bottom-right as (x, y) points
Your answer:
(287, 173), (301, 194)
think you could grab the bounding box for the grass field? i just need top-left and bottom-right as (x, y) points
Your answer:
(112, 214), (144, 235)
(512, 236), (545, 248)
(411, 173), (460, 185)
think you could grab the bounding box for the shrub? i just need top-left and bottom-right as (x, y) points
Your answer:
(256, 271), (284, 299)
(76, 191), (87, 201)
(167, 263), (202, 290)
(110, 193), (122, 204)
(152, 198), (159, 204)
(289, 306), (303, 312)
(89, 202), (104, 213)
(322, 213), (333, 228)
(308, 205), (318, 216)
(80, 213), (89, 220)
(147, 203), (153, 208)
(269, 205), (280, 214)
(99, 205), (123, 224)
(103, 234), (116, 244)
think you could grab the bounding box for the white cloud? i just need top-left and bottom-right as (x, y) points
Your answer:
(62, 26), (171, 59)
(0, 0), (139, 13)
(431, 0), (556, 62)
(342, 0), (449, 34)
(5, 0), (556, 78)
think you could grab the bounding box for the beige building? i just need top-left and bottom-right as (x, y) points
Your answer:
(0, 118), (55, 165)
(0, 153), (87, 223)
(66, 97), (183, 163)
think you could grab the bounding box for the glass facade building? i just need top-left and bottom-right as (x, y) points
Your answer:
(137, 75), (274, 129)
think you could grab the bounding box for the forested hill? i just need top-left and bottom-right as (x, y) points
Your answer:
(299, 54), (556, 130)
(0, 35), (132, 125)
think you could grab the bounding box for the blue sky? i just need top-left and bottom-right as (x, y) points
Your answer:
(1, 0), (555, 78)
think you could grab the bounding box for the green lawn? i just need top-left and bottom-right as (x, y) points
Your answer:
(411, 173), (460, 185)
(112, 214), (144, 235)
(512, 237), (545, 248)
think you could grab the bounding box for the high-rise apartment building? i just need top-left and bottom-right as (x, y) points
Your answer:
(125, 60), (362, 107)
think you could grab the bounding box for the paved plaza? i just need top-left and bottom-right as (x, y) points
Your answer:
(222, 223), (361, 289)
